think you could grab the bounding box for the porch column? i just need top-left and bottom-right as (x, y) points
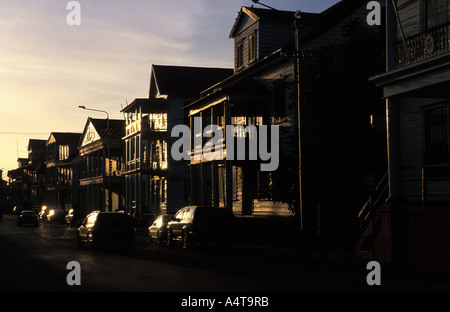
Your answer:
(386, 97), (401, 199)
(224, 100), (233, 213)
(211, 106), (219, 207)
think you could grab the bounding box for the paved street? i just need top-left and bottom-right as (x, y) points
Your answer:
(0, 214), (449, 294)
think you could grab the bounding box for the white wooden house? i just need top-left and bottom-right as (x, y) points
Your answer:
(121, 65), (232, 222)
(371, 0), (450, 269)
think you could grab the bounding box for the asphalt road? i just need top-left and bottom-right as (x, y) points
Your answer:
(0, 214), (449, 295)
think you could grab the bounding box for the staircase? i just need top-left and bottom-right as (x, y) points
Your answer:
(355, 171), (389, 259)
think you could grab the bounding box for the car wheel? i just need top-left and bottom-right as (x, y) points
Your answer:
(182, 231), (191, 249)
(156, 231), (161, 244)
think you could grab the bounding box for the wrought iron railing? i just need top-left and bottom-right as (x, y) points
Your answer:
(394, 22), (450, 66)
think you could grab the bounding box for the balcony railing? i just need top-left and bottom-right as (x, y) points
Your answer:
(394, 22), (450, 67)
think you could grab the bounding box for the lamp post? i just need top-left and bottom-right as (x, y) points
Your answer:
(78, 105), (112, 211)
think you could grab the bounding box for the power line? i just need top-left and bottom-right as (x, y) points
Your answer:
(0, 132), (49, 135)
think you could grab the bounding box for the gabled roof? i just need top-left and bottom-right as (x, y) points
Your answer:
(229, 6), (320, 38)
(47, 132), (81, 146)
(301, 0), (371, 45)
(79, 117), (125, 148)
(149, 65), (233, 98)
(27, 139), (46, 151)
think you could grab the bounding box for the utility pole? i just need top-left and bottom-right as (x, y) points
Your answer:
(294, 11), (304, 232)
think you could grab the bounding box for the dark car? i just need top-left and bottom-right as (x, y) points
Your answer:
(17, 210), (39, 226)
(148, 214), (173, 244)
(47, 209), (66, 224)
(65, 208), (86, 227)
(166, 206), (234, 249)
(77, 211), (137, 249)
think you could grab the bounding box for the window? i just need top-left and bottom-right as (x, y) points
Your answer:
(424, 105), (449, 177)
(236, 41), (244, 69)
(425, 0), (447, 29)
(248, 33), (256, 63)
(59, 145), (69, 160)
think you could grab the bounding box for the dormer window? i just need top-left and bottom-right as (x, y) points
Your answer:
(236, 41), (244, 69)
(59, 145), (69, 161)
(248, 33), (256, 63)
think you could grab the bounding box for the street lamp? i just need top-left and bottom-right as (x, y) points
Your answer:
(78, 105), (112, 211)
(78, 106), (109, 129)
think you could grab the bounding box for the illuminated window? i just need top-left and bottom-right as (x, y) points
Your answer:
(148, 113), (167, 131)
(59, 145), (69, 160)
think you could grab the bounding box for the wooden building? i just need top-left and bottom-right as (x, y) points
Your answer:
(185, 2), (386, 244)
(25, 139), (47, 209)
(78, 117), (125, 213)
(370, 0), (450, 270)
(44, 132), (81, 212)
(121, 65), (232, 221)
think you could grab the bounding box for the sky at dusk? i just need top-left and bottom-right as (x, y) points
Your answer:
(0, 0), (340, 179)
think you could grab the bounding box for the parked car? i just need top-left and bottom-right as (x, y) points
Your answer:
(77, 211), (137, 249)
(65, 209), (86, 227)
(38, 206), (49, 221)
(17, 210), (39, 226)
(47, 209), (66, 224)
(148, 214), (173, 244)
(166, 206), (234, 249)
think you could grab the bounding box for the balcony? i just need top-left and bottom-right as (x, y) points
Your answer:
(124, 114), (168, 140)
(394, 22), (450, 67)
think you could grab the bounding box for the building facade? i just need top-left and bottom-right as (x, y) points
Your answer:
(371, 0), (450, 269)
(44, 132), (81, 212)
(78, 117), (125, 213)
(121, 65), (233, 222)
(26, 139), (47, 209)
(185, 3), (386, 245)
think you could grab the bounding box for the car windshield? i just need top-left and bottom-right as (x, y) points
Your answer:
(97, 213), (133, 226)
(21, 211), (36, 216)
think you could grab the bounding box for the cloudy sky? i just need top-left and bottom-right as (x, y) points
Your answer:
(0, 0), (340, 178)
